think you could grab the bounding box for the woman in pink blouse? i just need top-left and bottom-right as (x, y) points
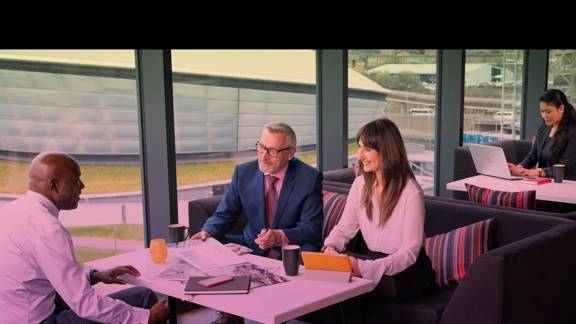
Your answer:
(323, 118), (435, 299)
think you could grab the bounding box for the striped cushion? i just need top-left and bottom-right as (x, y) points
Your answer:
(465, 183), (536, 209)
(425, 218), (495, 288)
(322, 191), (348, 240)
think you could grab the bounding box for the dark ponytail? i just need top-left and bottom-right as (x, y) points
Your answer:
(540, 89), (576, 161)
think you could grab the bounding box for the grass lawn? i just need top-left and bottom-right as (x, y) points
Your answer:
(75, 247), (123, 265)
(0, 152), (321, 194)
(348, 143), (359, 156)
(0, 159), (241, 194)
(68, 224), (144, 241)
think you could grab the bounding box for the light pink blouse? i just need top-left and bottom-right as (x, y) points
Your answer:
(323, 176), (425, 283)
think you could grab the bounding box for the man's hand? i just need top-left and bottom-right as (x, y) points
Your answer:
(148, 300), (170, 324)
(348, 256), (361, 277)
(93, 265), (140, 285)
(254, 229), (279, 250)
(190, 231), (211, 241)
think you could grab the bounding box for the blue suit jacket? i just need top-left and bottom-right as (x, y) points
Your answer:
(201, 158), (323, 256)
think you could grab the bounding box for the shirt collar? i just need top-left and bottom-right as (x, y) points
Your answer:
(265, 161), (290, 182)
(26, 190), (59, 218)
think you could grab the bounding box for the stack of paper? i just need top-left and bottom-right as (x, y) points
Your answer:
(174, 238), (247, 272)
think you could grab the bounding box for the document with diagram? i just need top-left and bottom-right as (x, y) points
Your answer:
(174, 237), (247, 272)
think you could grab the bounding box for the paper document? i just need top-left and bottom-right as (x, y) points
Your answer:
(224, 242), (253, 255)
(174, 237), (247, 271)
(151, 258), (207, 281)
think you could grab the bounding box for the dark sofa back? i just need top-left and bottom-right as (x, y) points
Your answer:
(424, 195), (572, 248)
(322, 168), (356, 184)
(322, 180), (352, 194)
(188, 195), (243, 235)
(438, 221), (576, 324)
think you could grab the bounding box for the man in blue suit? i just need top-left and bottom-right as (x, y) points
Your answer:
(191, 122), (323, 257)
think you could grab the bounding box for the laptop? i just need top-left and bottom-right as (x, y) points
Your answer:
(467, 143), (523, 180)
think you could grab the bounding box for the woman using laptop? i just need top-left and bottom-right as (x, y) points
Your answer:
(508, 89), (576, 180)
(322, 118), (435, 299)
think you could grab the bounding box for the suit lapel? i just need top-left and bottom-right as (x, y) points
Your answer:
(273, 160), (297, 228)
(537, 125), (551, 160)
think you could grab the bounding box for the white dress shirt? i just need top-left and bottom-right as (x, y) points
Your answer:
(324, 176), (425, 283)
(0, 191), (149, 324)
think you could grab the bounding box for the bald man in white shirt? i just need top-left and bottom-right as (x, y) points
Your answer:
(0, 152), (169, 324)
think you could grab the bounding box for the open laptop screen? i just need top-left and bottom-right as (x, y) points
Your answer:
(467, 144), (522, 180)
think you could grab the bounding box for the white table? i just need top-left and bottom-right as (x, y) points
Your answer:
(87, 249), (375, 324)
(446, 175), (576, 204)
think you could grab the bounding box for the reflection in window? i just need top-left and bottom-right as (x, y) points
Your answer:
(171, 50), (318, 224)
(348, 50), (437, 195)
(0, 50), (143, 264)
(464, 50), (524, 144)
(548, 50), (576, 103)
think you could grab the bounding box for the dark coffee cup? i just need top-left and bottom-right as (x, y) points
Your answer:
(168, 224), (188, 244)
(553, 164), (565, 183)
(282, 245), (300, 276)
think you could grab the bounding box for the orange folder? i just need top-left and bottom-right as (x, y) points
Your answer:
(301, 251), (352, 272)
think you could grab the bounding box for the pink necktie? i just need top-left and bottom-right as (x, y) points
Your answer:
(265, 175), (279, 227)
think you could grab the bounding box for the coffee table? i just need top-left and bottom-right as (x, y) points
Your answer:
(87, 249), (375, 324)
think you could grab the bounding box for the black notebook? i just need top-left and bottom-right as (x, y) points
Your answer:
(184, 276), (251, 295)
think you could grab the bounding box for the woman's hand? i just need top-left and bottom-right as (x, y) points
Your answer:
(348, 256), (361, 277)
(323, 246), (340, 255)
(520, 168), (541, 177)
(508, 163), (524, 175)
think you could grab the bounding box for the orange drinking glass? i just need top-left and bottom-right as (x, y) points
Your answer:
(149, 238), (167, 264)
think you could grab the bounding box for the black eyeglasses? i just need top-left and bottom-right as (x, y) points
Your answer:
(255, 142), (293, 158)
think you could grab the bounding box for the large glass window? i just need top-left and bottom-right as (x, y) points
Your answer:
(348, 50), (437, 195)
(548, 50), (576, 103)
(463, 50), (524, 144)
(0, 50), (143, 264)
(170, 50), (317, 224)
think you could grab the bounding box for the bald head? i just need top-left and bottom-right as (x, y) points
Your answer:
(29, 152), (84, 210)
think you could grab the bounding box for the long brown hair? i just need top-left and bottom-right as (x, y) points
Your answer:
(356, 119), (415, 227)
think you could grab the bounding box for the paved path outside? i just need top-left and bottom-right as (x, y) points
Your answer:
(72, 236), (143, 251)
(0, 184), (217, 227)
